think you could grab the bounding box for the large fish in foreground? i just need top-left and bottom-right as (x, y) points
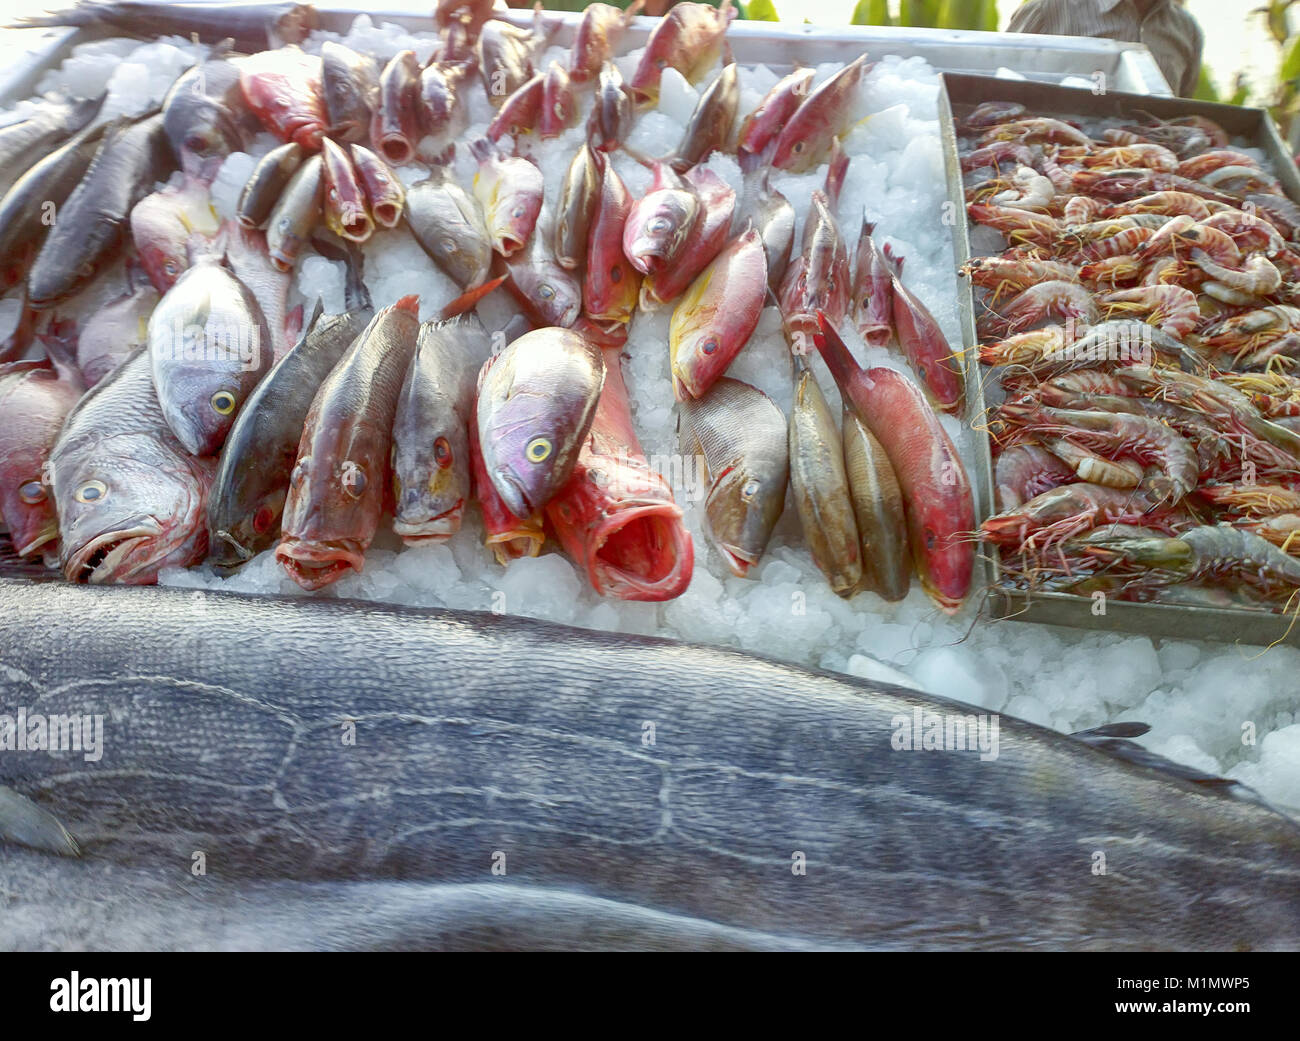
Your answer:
(276, 297), (420, 589)
(0, 93), (101, 198)
(8, 581), (1297, 950)
(46, 351), (213, 584)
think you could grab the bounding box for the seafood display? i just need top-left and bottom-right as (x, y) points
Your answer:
(959, 95), (1300, 613)
(0, 3), (975, 614)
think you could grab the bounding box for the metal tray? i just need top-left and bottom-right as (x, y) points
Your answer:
(939, 70), (1300, 647)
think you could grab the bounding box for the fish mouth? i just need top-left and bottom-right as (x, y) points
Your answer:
(587, 500), (694, 602)
(921, 576), (966, 616)
(393, 501), (464, 544)
(379, 135), (414, 166)
(65, 524), (163, 584)
(275, 538), (366, 591)
(716, 541), (758, 578)
(210, 528), (256, 571)
(492, 468), (534, 519)
(498, 233), (526, 258)
(372, 202), (402, 228)
(16, 523), (58, 559)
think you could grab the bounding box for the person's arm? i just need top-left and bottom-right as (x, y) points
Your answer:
(1006, 0), (1052, 34)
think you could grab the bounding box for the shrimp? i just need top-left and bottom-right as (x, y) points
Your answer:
(977, 280), (1098, 337)
(1200, 209), (1287, 255)
(1062, 194), (1106, 225)
(1078, 254), (1142, 290)
(1105, 191), (1211, 220)
(994, 443), (1075, 510)
(959, 255), (1078, 300)
(989, 164), (1055, 212)
(981, 482), (1180, 552)
(1200, 165), (1283, 196)
(977, 326), (1066, 369)
(1189, 251), (1282, 296)
(1081, 143), (1178, 173)
(960, 141), (1035, 173)
(1140, 256), (1193, 286)
(978, 117), (1091, 148)
(1102, 285), (1200, 336)
(966, 203), (1059, 249)
(1177, 149), (1260, 181)
(998, 401), (1200, 502)
(1075, 226), (1156, 262)
(1200, 305), (1300, 352)
(963, 101), (1027, 130)
(1199, 483), (1300, 517)
(1101, 128), (1144, 147)
(1242, 512), (1300, 549)
(1043, 436), (1145, 489)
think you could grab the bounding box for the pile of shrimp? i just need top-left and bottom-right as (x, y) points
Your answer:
(956, 101), (1300, 610)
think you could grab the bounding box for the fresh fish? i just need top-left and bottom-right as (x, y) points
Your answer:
(789, 362), (861, 597)
(505, 236), (582, 328)
(669, 227), (767, 401)
(130, 175), (221, 292)
(540, 61), (577, 139)
(584, 160), (640, 331)
(5, 580), (1300, 951)
(0, 94), (101, 197)
(570, 1), (643, 83)
(546, 345), (695, 601)
(76, 264), (158, 387)
(161, 50), (250, 181)
(470, 139), (543, 257)
(679, 377), (788, 577)
(851, 217), (893, 347)
(46, 350), (213, 584)
(27, 112), (170, 308)
(623, 162), (700, 276)
(236, 141), (304, 229)
(737, 66), (815, 167)
(586, 61), (633, 153)
(487, 72), (543, 143)
(350, 144), (405, 229)
(476, 327), (606, 518)
(778, 189), (851, 351)
(471, 403), (545, 564)
(753, 184), (795, 293)
(391, 315), (491, 544)
(418, 61), (473, 160)
(434, 0), (496, 34)
(208, 250), (373, 570)
(478, 15), (548, 108)
(814, 315), (973, 612)
(640, 165), (735, 307)
(772, 54), (870, 173)
(885, 243), (964, 414)
(629, 0), (737, 106)
(672, 62), (738, 172)
(320, 136), (373, 243)
(223, 221), (297, 363)
(265, 153), (323, 271)
(0, 117), (104, 296)
(320, 41), (379, 144)
(237, 45), (328, 150)
(371, 50), (422, 166)
(841, 405), (910, 601)
(147, 258), (273, 456)
(276, 296), (421, 589)
(0, 350), (82, 562)
(12, 2), (318, 51)
(555, 143), (601, 271)
(405, 164), (492, 288)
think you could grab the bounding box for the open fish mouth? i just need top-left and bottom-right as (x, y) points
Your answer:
(716, 540), (758, 578)
(491, 468), (533, 519)
(16, 523), (59, 559)
(587, 500), (693, 601)
(65, 525), (163, 584)
(393, 501), (464, 544)
(275, 537), (366, 590)
(210, 529), (257, 572)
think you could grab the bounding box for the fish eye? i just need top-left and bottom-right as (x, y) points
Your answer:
(291, 458), (310, 486)
(440, 236), (458, 254)
(252, 506), (274, 534)
(741, 478), (760, 500)
(538, 283), (555, 299)
(526, 437), (552, 463)
(19, 480), (45, 505)
(434, 436), (453, 468)
(79, 261), (96, 279)
(211, 390), (237, 415)
(75, 479), (107, 503)
(925, 528), (937, 550)
(185, 133), (210, 153)
(610, 264), (622, 283)
(648, 216), (671, 234)
(701, 337), (718, 355)
(511, 206), (525, 218)
(340, 460), (367, 497)
(793, 142), (804, 153)
(656, 59), (667, 70)
(164, 260), (179, 276)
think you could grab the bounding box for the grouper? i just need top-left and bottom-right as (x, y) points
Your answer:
(0, 581), (1297, 951)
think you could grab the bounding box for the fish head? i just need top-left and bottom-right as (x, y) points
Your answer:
(705, 461), (784, 578)
(506, 251), (581, 328)
(163, 90), (245, 181)
(407, 176), (492, 288)
(27, 214), (121, 308)
(479, 156), (543, 256)
(207, 483), (284, 571)
(0, 371), (80, 558)
(320, 137), (374, 242)
(585, 163), (640, 323)
(54, 433), (207, 584)
(624, 181), (699, 275)
(392, 401), (471, 544)
(320, 42), (377, 139)
(477, 331), (605, 517)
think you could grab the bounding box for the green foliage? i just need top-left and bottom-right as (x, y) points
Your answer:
(850, 0), (891, 24)
(744, 0), (781, 19)
(1192, 64), (1222, 104)
(899, 0), (942, 29)
(936, 0), (998, 31)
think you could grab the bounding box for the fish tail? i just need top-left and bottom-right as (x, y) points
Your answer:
(812, 312), (863, 392)
(440, 274), (508, 319)
(883, 241), (904, 277)
(393, 294), (421, 316)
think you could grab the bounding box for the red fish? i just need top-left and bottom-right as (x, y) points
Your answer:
(540, 61), (577, 139)
(884, 243), (964, 414)
(629, 0), (736, 106)
(778, 190), (850, 351)
(851, 217), (893, 347)
(487, 72), (542, 142)
(583, 159), (640, 333)
(771, 54), (871, 173)
(737, 66), (814, 168)
(547, 347), (694, 601)
(813, 314), (973, 613)
(640, 165), (735, 307)
(238, 46), (328, 150)
(469, 402), (544, 565)
(371, 50), (422, 166)
(570, 1), (643, 84)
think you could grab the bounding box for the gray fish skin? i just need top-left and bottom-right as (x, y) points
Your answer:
(162, 53), (251, 181)
(265, 154), (323, 272)
(237, 142), (304, 229)
(27, 112), (171, 308)
(147, 259), (274, 456)
(46, 351), (212, 584)
(320, 41), (379, 144)
(754, 186), (795, 293)
(841, 405), (910, 601)
(0, 94), (101, 197)
(554, 143), (600, 270)
(789, 365), (861, 597)
(392, 316), (491, 543)
(0, 117), (106, 295)
(76, 266), (158, 387)
(208, 302), (374, 570)
(405, 166), (493, 288)
(3, 581), (1298, 951)
(679, 376), (788, 577)
(672, 62), (738, 172)
(586, 61), (632, 153)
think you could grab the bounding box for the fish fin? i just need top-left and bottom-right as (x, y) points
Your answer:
(285, 303), (304, 345)
(0, 785), (80, 857)
(36, 315), (82, 388)
(1070, 722), (1151, 740)
(825, 137), (848, 209)
(883, 241), (903, 277)
(440, 274), (508, 319)
(393, 294), (421, 316)
(310, 234), (371, 312)
(811, 311), (863, 391)
(861, 210), (876, 238)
